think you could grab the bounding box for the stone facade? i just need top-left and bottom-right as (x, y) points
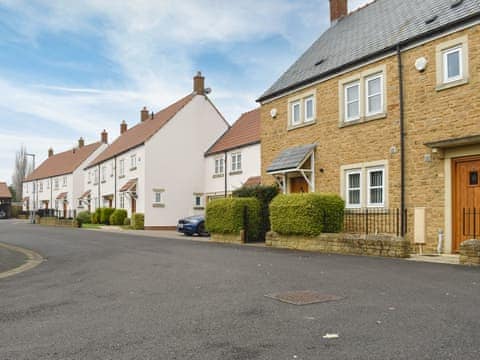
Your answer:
(266, 232), (410, 258)
(459, 239), (480, 265)
(36, 216), (78, 228)
(260, 24), (480, 254)
(210, 230), (246, 245)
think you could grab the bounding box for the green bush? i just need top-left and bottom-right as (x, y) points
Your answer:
(206, 197), (261, 241)
(76, 211), (91, 226)
(131, 213), (144, 230)
(270, 193), (345, 236)
(233, 184), (279, 241)
(123, 217), (131, 226)
(109, 209), (128, 226)
(100, 207), (116, 225)
(91, 208), (102, 224)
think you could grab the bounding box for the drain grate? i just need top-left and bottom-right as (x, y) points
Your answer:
(265, 290), (343, 305)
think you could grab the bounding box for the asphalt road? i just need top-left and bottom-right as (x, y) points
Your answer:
(0, 220), (479, 360)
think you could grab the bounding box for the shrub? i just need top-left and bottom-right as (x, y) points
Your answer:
(100, 207), (116, 225)
(270, 193), (345, 236)
(123, 217), (131, 226)
(76, 211), (91, 226)
(109, 209), (128, 226)
(233, 184), (279, 241)
(91, 208), (102, 224)
(131, 213), (144, 230)
(206, 197), (261, 241)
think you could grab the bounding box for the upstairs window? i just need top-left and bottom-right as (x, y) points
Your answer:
(291, 101), (301, 126)
(119, 159), (125, 177)
(63, 176), (67, 187)
(54, 178), (59, 190)
(231, 152), (242, 172)
(215, 158), (224, 175)
(436, 36), (468, 89)
(344, 82), (360, 122)
(366, 74), (383, 116)
(443, 46), (462, 83)
(130, 155), (137, 170)
(288, 92), (316, 128)
(101, 166), (106, 182)
(39, 181), (43, 193)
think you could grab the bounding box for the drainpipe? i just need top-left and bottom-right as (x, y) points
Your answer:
(224, 152), (228, 198)
(97, 164), (101, 209)
(397, 44), (406, 237)
(50, 178), (53, 211)
(114, 157), (117, 208)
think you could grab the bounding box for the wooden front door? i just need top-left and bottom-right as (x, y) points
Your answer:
(131, 197), (136, 214)
(290, 177), (309, 193)
(453, 156), (480, 252)
(63, 202), (68, 218)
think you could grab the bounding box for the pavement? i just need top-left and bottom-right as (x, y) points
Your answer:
(0, 220), (479, 360)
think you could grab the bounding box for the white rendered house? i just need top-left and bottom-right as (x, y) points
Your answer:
(83, 72), (229, 228)
(204, 108), (261, 201)
(22, 133), (108, 215)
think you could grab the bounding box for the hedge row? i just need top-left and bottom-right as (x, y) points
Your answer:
(206, 197), (261, 241)
(270, 193), (345, 236)
(131, 213), (144, 230)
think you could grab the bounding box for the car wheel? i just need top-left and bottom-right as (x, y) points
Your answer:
(196, 222), (209, 237)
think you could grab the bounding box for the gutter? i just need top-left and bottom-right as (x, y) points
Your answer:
(257, 12), (480, 103)
(224, 152), (228, 198)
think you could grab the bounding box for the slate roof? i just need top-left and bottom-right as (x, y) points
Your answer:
(259, 0), (480, 101)
(0, 182), (12, 198)
(25, 142), (102, 182)
(87, 94), (195, 168)
(205, 108), (260, 156)
(267, 144), (316, 173)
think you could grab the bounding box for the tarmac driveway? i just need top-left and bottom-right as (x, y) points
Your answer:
(0, 221), (479, 360)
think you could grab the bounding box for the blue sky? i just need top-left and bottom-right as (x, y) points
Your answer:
(0, 0), (371, 183)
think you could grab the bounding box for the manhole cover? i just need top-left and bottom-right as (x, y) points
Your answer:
(265, 290), (343, 305)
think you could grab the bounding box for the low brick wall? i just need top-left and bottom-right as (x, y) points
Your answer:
(266, 232), (410, 258)
(210, 231), (245, 245)
(459, 240), (480, 266)
(36, 216), (78, 228)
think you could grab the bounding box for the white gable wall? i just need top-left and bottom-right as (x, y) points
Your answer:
(144, 95), (228, 227)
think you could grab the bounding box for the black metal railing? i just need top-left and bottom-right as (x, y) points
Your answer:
(343, 208), (406, 236)
(463, 208), (479, 240)
(36, 208), (77, 220)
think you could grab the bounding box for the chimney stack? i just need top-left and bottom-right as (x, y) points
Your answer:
(141, 106), (149, 122)
(78, 137), (85, 148)
(48, 148), (54, 158)
(101, 129), (108, 144)
(120, 120), (128, 134)
(193, 71), (205, 95)
(329, 0), (348, 24)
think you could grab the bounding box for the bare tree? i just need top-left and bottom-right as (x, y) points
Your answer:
(11, 145), (32, 202)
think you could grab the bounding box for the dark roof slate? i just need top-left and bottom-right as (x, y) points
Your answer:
(267, 144), (316, 173)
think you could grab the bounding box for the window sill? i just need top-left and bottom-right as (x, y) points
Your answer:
(119, 175), (125, 179)
(130, 167), (137, 171)
(229, 170), (243, 176)
(213, 174), (225, 178)
(152, 203), (165, 208)
(339, 113), (387, 128)
(87, 181), (91, 184)
(436, 78), (468, 92)
(287, 119), (316, 131)
(193, 206), (205, 210)
(101, 180), (107, 184)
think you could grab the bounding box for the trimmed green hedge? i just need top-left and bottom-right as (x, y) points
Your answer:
(123, 217), (131, 226)
(100, 208), (116, 225)
(233, 184), (279, 241)
(91, 208), (101, 224)
(131, 213), (144, 230)
(270, 193), (345, 236)
(76, 211), (91, 226)
(206, 197), (261, 241)
(110, 209), (128, 226)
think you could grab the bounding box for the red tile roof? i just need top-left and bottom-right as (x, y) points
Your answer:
(56, 192), (68, 200)
(243, 176), (262, 187)
(25, 142), (103, 182)
(205, 108), (260, 156)
(0, 182), (12, 198)
(80, 190), (91, 199)
(87, 94), (195, 168)
(119, 178), (137, 192)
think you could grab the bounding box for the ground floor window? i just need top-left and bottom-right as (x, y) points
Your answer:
(342, 162), (386, 208)
(120, 193), (125, 208)
(152, 189), (165, 207)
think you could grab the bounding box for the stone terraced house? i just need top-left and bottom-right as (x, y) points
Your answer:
(204, 108), (261, 201)
(82, 73), (229, 229)
(257, 0), (480, 253)
(22, 134), (108, 215)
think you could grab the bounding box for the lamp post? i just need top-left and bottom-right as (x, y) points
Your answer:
(25, 153), (36, 224)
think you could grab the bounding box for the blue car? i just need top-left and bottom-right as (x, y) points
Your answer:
(176, 215), (209, 236)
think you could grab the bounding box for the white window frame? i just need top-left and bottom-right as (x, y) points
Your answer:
(193, 194), (204, 208)
(290, 100), (301, 126)
(101, 166), (106, 182)
(344, 81), (360, 122)
(54, 178), (59, 190)
(152, 190), (165, 206)
(215, 157), (224, 175)
(346, 169), (362, 209)
(365, 73), (383, 117)
(119, 159), (125, 177)
(304, 95), (315, 123)
(231, 152), (242, 172)
(443, 46), (463, 84)
(130, 154), (136, 170)
(120, 193), (125, 208)
(39, 181), (43, 193)
(367, 167), (385, 208)
(63, 176), (67, 187)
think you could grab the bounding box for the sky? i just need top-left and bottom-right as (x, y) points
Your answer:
(0, 0), (372, 184)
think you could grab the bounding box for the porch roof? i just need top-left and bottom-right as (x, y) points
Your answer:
(424, 134), (480, 149)
(119, 178), (137, 192)
(56, 192), (68, 200)
(267, 144), (316, 174)
(80, 190), (91, 199)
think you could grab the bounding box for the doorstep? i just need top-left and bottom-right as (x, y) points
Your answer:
(406, 254), (460, 265)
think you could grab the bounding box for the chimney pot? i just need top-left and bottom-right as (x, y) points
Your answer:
(78, 137), (85, 148)
(101, 129), (108, 144)
(48, 148), (54, 158)
(120, 120), (128, 134)
(193, 71), (205, 95)
(329, 0), (348, 24)
(141, 106), (149, 122)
